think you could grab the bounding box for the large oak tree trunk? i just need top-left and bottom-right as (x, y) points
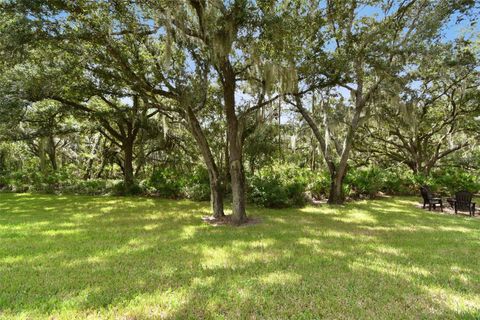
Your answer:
(328, 168), (347, 204)
(96, 140), (109, 179)
(222, 60), (247, 224)
(46, 136), (57, 171)
(229, 147), (246, 224)
(210, 175), (225, 218)
(186, 106), (225, 218)
(123, 138), (135, 189)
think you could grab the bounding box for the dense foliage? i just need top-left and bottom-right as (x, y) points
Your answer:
(2, 160), (479, 207)
(0, 1), (479, 215)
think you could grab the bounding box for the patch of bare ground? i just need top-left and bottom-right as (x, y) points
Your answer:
(414, 202), (479, 218)
(310, 193), (393, 205)
(201, 215), (262, 226)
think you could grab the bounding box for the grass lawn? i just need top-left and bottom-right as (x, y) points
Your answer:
(0, 193), (479, 319)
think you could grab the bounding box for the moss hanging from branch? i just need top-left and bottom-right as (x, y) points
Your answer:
(162, 114), (168, 139)
(280, 64), (298, 94)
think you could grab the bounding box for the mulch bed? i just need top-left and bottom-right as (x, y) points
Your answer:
(415, 202), (479, 218)
(202, 215), (262, 226)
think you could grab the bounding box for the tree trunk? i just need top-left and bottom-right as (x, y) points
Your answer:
(327, 134), (353, 205)
(229, 151), (246, 224)
(422, 165), (431, 177)
(0, 149), (5, 173)
(84, 134), (101, 179)
(224, 133), (230, 193)
(134, 135), (146, 178)
(295, 92), (361, 205)
(123, 138), (135, 189)
(221, 59), (247, 224)
(96, 140), (109, 179)
(38, 137), (48, 174)
(328, 168), (347, 204)
(209, 174), (225, 218)
(326, 90), (365, 204)
(185, 106), (225, 218)
(46, 136), (58, 171)
(249, 158), (255, 176)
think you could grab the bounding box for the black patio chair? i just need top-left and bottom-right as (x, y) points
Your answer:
(420, 186), (443, 212)
(453, 190), (476, 217)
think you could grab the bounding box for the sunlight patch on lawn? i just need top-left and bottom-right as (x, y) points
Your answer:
(191, 276), (216, 288)
(373, 245), (406, 257)
(296, 237), (322, 246)
(424, 285), (480, 316)
(117, 238), (154, 254)
(110, 288), (189, 320)
(99, 206), (116, 213)
(58, 287), (102, 309)
(449, 265), (479, 286)
(198, 240), (277, 269)
(350, 257), (431, 281)
(41, 228), (83, 236)
(299, 205), (339, 215)
(323, 230), (374, 242)
(234, 238), (276, 250)
(199, 247), (232, 269)
(7, 221), (51, 231)
(143, 223), (158, 231)
(179, 225), (198, 239)
(258, 271), (301, 285)
(333, 210), (378, 224)
(1, 255), (25, 264)
(362, 225), (435, 232)
(438, 226), (474, 233)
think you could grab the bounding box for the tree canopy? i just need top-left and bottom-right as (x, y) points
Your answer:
(0, 0), (479, 223)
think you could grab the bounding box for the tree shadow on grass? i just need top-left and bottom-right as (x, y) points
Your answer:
(0, 193), (479, 318)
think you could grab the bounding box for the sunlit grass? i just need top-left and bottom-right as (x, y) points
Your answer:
(0, 193), (479, 319)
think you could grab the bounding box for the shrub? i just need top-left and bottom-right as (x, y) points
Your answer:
(347, 166), (385, 198)
(112, 180), (144, 196)
(382, 169), (413, 195)
(5, 170), (47, 193)
(432, 169), (480, 195)
(147, 167), (185, 198)
(2, 162), (477, 203)
(183, 166), (211, 201)
(248, 163), (310, 208)
(308, 170), (331, 200)
(65, 179), (111, 195)
(0, 174), (7, 189)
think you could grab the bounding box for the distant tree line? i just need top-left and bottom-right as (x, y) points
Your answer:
(0, 0), (479, 223)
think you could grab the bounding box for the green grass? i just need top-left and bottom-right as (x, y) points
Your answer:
(0, 193), (479, 319)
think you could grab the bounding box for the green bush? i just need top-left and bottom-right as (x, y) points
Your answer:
(112, 180), (144, 196)
(308, 170), (331, 200)
(248, 163), (310, 208)
(347, 166), (385, 198)
(1, 162), (478, 204)
(147, 167), (185, 198)
(0, 174), (7, 189)
(183, 166), (211, 201)
(5, 170), (50, 193)
(382, 169), (412, 195)
(65, 179), (111, 195)
(432, 169), (480, 195)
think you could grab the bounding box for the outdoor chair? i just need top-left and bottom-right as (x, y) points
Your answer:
(452, 190), (476, 216)
(420, 186), (443, 212)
